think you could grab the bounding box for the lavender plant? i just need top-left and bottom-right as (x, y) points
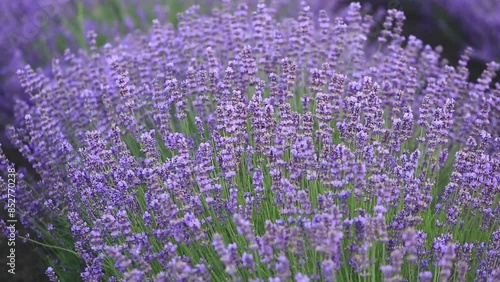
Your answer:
(1, 1), (499, 281)
(418, 0), (500, 62)
(0, 0), (74, 123)
(0, 0), (336, 147)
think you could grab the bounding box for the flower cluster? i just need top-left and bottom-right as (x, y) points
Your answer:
(0, 0), (73, 121)
(0, 0), (346, 153)
(0, 0), (176, 139)
(1, 1), (499, 281)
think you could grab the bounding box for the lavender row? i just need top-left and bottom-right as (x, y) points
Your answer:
(0, 1), (499, 281)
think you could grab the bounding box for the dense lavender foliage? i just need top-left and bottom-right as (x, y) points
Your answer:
(0, 0), (172, 136)
(1, 1), (499, 281)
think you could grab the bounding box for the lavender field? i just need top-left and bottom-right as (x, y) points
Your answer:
(0, 0), (499, 281)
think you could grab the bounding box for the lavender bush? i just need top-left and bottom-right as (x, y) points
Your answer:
(1, 1), (499, 281)
(418, 0), (500, 62)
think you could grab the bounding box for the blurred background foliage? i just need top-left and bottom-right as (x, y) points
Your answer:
(0, 0), (498, 281)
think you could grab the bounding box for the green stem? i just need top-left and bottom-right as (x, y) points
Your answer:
(18, 236), (80, 257)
